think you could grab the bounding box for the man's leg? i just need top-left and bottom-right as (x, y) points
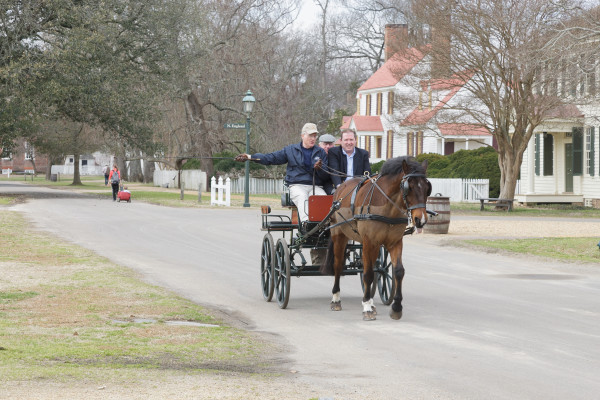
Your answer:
(289, 184), (312, 222)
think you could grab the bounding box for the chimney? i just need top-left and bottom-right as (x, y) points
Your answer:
(430, 13), (452, 78)
(384, 24), (409, 61)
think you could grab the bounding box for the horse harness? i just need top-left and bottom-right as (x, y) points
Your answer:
(327, 172), (431, 233)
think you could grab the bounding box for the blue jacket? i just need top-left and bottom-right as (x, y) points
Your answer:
(328, 146), (371, 187)
(252, 142), (329, 185)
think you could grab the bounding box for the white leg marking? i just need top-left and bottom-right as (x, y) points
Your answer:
(332, 292), (341, 302)
(362, 298), (374, 312)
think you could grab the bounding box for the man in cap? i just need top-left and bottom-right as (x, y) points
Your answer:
(318, 133), (337, 194)
(328, 128), (371, 188)
(235, 123), (328, 223)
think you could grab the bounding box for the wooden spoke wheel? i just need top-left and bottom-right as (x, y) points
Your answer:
(260, 233), (275, 302)
(273, 238), (291, 309)
(375, 246), (396, 305)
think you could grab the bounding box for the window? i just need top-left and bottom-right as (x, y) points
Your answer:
(586, 127), (595, 176)
(387, 92), (394, 114)
(366, 95), (371, 116)
(375, 136), (382, 158)
(543, 133), (553, 176)
(376, 93), (382, 115)
(82, 159), (88, 166)
(572, 127), (583, 175)
(24, 142), (34, 160)
(386, 130), (393, 158)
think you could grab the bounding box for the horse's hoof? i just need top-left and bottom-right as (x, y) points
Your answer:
(371, 305), (377, 316)
(330, 301), (342, 311)
(389, 309), (403, 320)
(362, 311), (376, 321)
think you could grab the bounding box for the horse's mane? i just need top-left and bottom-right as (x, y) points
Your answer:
(379, 156), (424, 176)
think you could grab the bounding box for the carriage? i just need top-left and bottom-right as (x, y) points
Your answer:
(259, 193), (399, 309)
(258, 156), (435, 321)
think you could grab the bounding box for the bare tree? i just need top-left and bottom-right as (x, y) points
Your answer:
(409, 0), (590, 199)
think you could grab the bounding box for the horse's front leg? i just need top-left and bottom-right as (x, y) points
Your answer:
(388, 243), (405, 320)
(361, 243), (379, 321)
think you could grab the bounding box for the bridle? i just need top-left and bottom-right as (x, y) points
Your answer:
(401, 173), (432, 212)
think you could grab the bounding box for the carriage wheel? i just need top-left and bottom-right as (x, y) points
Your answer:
(260, 233), (275, 302)
(273, 238), (291, 309)
(376, 246), (396, 305)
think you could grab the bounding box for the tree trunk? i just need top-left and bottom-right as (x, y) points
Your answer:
(143, 158), (155, 183)
(129, 159), (143, 182)
(72, 153), (82, 185)
(497, 149), (523, 201)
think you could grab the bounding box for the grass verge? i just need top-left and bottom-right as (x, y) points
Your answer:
(0, 210), (270, 383)
(464, 237), (600, 264)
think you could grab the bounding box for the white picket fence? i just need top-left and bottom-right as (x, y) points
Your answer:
(229, 177), (286, 194)
(227, 176), (488, 202)
(428, 178), (489, 202)
(211, 176), (231, 206)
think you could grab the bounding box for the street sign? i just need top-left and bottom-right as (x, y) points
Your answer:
(223, 123), (246, 129)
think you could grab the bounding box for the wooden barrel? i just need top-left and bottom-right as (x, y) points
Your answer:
(423, 196), (450, 234)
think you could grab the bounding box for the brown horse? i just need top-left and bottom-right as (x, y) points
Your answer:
(320, 156), (431, 320)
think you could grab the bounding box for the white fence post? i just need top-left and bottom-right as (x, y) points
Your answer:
(225, 177), (231, 206)
(210, 176), (231, 207)
(210, 176), (217, 205)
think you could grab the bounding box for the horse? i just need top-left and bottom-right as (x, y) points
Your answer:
(319, 156), (431, 321)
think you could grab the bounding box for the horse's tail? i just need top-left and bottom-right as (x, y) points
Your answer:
(319, 238), (335, 276)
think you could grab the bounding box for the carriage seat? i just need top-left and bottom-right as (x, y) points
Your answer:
(281, 192), (295, 208)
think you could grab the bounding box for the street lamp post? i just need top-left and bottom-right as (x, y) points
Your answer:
(242, 90), (255, 208)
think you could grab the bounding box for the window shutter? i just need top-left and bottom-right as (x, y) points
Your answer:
(535, 134), (540, 175)
(590, 127), (595, 176)
(572, 127), (583, 176)
(387, 92), (394, 114)
(376, 93), (382, 115)
(543, 133), (553, 176)
(366, 95), (371, 116)
(386, 130), (393, 158)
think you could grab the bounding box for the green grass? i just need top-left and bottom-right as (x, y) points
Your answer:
(465, 237), (600, 264)
(451, 201), (600, 218)
(0, 210), (269, 382)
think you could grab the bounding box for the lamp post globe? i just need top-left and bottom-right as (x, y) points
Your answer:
(242, 90), (255, 208)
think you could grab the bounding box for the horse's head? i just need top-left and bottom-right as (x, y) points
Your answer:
(400, 159), (431, 228)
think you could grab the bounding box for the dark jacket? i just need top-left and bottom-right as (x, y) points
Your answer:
(328, 146), (371, 187)
(252, 142), (329, 186)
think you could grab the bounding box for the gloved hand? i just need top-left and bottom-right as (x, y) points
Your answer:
(234, 154), (250, 162)
(313, 159), (322, 170)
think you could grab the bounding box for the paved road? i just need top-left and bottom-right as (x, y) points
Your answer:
(4, 182), (600, 399)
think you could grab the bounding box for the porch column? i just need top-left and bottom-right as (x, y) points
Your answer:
(527, 136), (535, 193)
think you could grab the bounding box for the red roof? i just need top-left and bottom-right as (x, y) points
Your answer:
(340, 116), (352, 130)
(438, 124), (491, 137)
(402, 72), (474, 126)
(543, 104), (584, 119)
(358, 45), (431, 91)
(345, 115), (383, 132)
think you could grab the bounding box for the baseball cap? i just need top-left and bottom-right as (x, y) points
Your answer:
(319, 134), (337, 143)
(301, 123), (319, 135)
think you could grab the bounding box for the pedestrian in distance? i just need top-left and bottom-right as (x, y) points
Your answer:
(102, 164), (109, 186)
(108, 165), (121, 201)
